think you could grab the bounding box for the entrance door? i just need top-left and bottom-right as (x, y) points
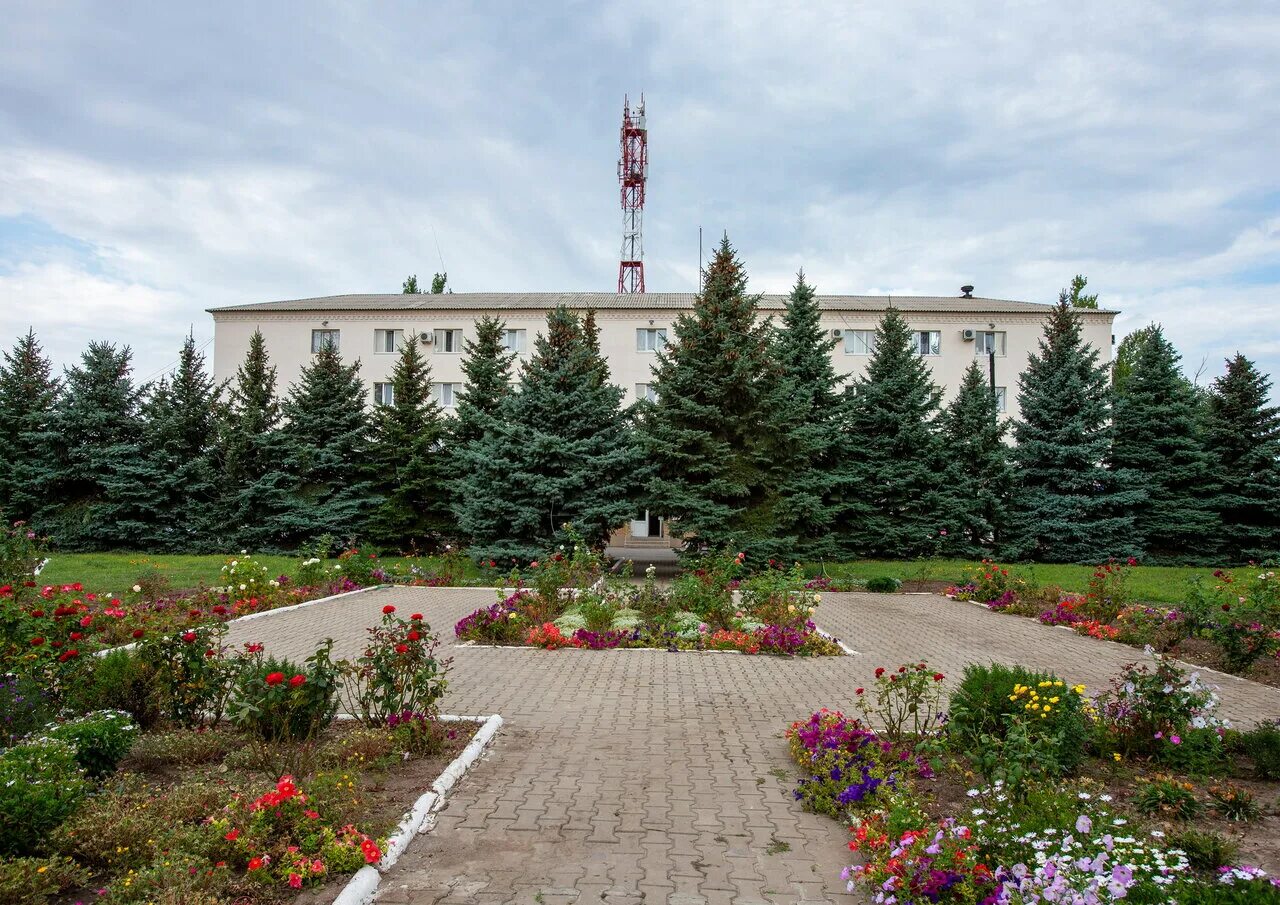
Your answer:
(630, 511), (650, 538)
(648, 512), (661, 537)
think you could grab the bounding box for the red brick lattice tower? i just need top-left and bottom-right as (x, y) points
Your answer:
(617, 95), (647, 293)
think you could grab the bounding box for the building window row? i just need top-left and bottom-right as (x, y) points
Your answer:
(371, 381), (462, 409)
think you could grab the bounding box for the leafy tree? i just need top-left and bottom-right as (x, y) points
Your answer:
(35, 342), (147, 549)
(1110, 325), (1218, 561)
(136, 335), (224, 550)
(430, 272), (448, 294)
(1006, 295), (1140, 562)
(829, 308), (948, 558)
(1112, 324), (1162, 394)
(0, 330), (60, 522)
(1203, 354), (1280, 562)
(937, 362), (1014, 557)
(402, 274), (421, 294)
(1067, 274), (1099, 309)
(454, 306), (636, 561)
(367, 333), (450, 548)
(639, 236), (784, 558)
(260, 342), (378, 549)
(767, 271), (843, 558)
(450, 315), (516, 450)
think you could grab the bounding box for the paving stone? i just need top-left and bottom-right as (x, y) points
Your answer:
(234, 587), (1280, 905)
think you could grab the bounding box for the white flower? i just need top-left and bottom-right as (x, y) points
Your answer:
(239, 583), (247, 590)
(132, 584), (142, 593)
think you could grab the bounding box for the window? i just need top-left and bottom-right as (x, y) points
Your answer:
(994, 386), (1007, 413)
(311, 329), (340, 353)
(373, 382), (395, 406)
(913, 330), (941, 356)
(435, 329), (463, 353)
(432, 382), (461, 408)
(374, 329), (404, 353)
(843, 330), (876, 355)
(975, 331), (1006, 356)
(636, 328), (667, 352)
(502, 329), (526, 354)
(635, 383), (658, 403)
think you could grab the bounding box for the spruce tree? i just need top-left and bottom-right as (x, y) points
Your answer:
(829, 308), (947, 558)
(1006, 295), (1140, 562)
(639, 236), (782, 557)
(367, 333), (450, 548)
(0, 331), (60, 522)
(1203, 354), (1280, 562)
(938, 362), (1013, 557)
(450, 315), (516, 450)
(263, 342), (377, 549)
(36, 342), (147, 549)
(1110, 325), (1218, 561)
(455, 306), (636, 561)
(767, 271), (843, 558)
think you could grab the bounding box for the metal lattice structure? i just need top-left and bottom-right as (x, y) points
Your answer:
(617, 95), (647, 293)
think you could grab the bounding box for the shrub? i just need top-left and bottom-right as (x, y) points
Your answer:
(0, 737), (88, 855)
(228, 640), (338, 743)
(0, 519), (47, 601)
(1153, 726), (1230, 776)
(219, 552), (273, 595)
(1240, 720), (1280, 779)
(575, 591), (619, 633)
(1165, 828), (1238, 873)
(740, 563), (817, 631)
(0, 854), (90, 905)
(1208, 783), (1260, 821)
(856, 662), (945, 742)
(669, 548), (742, 624)
(323, 727), (399, 766)
(948, 559), (1026, 605)
(45, 709), (137, 778)
(336, 547), (380, 585)
(136, 622), (238, 728)
(70, 648), (162, 730)
(0, 671), (57, 746)
(122, 727), (240, 771)
(864, 576), (900, 593)
(1095, 653), (1226, 757)
(1182, 569), (1280, 673)
(337, 610), (449, 727)
(1076, 557), (1135, 623)
(1132, 774), (1202, 819)
(387, 711), (452, 756)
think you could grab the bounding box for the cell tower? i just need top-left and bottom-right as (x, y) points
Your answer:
(617, 94), (647, 293)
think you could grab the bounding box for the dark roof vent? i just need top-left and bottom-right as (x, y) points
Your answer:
(960, 285), (974, 298)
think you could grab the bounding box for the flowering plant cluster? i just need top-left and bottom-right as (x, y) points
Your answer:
(1094, 651), (1227, 757)
(1182, 568), (1280, 672)
(857, 662), (947, 742)
(454, 591), (529, 644)
(338, 607), (450, 727)
(947, 560), (1027, 607)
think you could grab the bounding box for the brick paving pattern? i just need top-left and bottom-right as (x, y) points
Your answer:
(226, 588), (1280, 904)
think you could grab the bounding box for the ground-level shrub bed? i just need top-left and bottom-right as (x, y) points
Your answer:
(787, 652), (1280, 904)
(455, 546), (844, 656)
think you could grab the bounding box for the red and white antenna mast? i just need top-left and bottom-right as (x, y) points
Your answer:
(617, 94), (647, 293)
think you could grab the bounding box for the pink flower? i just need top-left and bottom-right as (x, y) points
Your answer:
(1170, 735), (1182, 745)
(289, 872), (302, 889)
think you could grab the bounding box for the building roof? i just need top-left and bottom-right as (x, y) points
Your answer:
(208, 292), (1116, 315)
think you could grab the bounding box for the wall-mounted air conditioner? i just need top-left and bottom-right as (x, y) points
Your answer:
(832, 329), (844, 339)
(961, 328), (977, 341)
(420, 331), (435, 345)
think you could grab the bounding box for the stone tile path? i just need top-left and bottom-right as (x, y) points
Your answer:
(226, 588), (1280, 904)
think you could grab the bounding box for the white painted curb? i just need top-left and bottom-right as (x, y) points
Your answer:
(331, 712), (504, 905)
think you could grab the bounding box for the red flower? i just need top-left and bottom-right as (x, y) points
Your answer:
(304, 809), (319, 819)
(407, 630), (421, 641)
(30, 609), (43, 617)
(411, 613), (423, 621)
(246, 642), (264, 653)
(395, 643), (409, 654)
(212, 605), (228, 615)
(225, 828), (240, 841)
(247, 857), (264, 871)
(30, 636), (44, 646)
(933, 673), (945, 682)
(289, 674), (306, 687)
(855, 687), (864, 695)
(382, 605), (396, 614)
(181, 631), (197, 643)
(132, 629), (145, 639)
(70, 631), (83, 641)
(874, 667), (885, 678)
(360, 839), (381, 864)
(59, 649), (79, 661)
(289, 873), (302, 889)
(265, 672), (285, 686)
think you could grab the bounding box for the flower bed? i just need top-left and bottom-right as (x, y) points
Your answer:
(454, 547), (845, 656)
(787, 652), (1280, 904)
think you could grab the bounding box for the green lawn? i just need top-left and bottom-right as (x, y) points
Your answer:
(810, 559), (1216, 606)
(37, 552), (480, 594)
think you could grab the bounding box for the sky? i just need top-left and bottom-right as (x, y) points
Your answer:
(2, 0), (1279, 388)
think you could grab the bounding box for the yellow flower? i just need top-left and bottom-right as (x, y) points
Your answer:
(36, 866), (47, 874)
(1113, 752), (1122, 762)
(1072, 684), (1087, 695)
(1053, 680), (1063, 687)
(1049, 697), (1059, 704)
(1042, 705), (1051, 712)
(1009, 695), (1018, 701)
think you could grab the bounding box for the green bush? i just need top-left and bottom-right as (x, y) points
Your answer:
(0, 854), (91, 905)
(70, 648), (162, 730)
(1240, 720), (1280, 779)
(121, 727), (239, 771)
(0, 737), (88, 856)
(136, 623), (237, 728)
(45, 709), (137, 778)
(864, 576), (901, 593)
(1164, 828), (1238, 872)
(1165, 877), (1280, 904)
(0, 672), (56, 746)
(1132, 775), (1202, 820)
(227, 640), (338, 742)
(1153, 726), (1230, 776)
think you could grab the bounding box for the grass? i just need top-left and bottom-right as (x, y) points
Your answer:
(809, 559), (1218, 606)
(37, 552), (483, 594)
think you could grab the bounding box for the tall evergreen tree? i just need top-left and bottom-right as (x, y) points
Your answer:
(450, 315), (516, 450)
(1110, 325), (1218, 561)
(1112, 325), (1162, 395)
(829, 308), (947, 558)
(938, 362), (1013, 557)
(454, 307), (636, 561)
(260, 342), (377, 549)
(1203, 354), (1280, 562)
(367, 334), (450, 548)
(639, 236), (783, 557)
(35, 342), (147, 549)
(135, 335), (224, 550)
(767, 271), (843, 558)
(0, 331), (60, 522)
(1006, 295), (1140, 562)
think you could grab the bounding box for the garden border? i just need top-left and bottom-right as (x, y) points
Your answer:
(452, 623), (858, 656)
(331, 711), (504, 905)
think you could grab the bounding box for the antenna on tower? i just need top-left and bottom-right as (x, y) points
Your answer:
(617, 94), (647, 293)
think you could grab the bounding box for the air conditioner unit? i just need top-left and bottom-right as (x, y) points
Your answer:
(420, 331), (435, 345)
(832, 329), (844, 339)
(961, 328), (977, 341)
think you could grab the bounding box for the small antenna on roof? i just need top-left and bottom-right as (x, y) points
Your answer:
(960, 285), (974, 298)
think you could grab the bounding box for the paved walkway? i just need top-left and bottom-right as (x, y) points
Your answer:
(227, 588), (1280, 905)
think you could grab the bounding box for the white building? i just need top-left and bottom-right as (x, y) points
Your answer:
(209, 291), (1117, 424)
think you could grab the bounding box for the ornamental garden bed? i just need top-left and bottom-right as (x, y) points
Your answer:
(1, 581), (465, 905)
(946, 559), (1280, 688)
(454, 548), (845, 656)
(787, 654), (1280, 904)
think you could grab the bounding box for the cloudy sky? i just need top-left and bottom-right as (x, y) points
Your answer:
(2, 1), (1278, 386)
